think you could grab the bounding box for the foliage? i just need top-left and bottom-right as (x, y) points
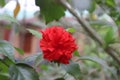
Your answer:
(35, 0), (66, 23)
(0, 14), (19, 24)
(9, 63), (39, 80)
(14, 47), (24, 55)
(95, 0), (120, 25)
(27, 29), (42, 38)
(62, 63), (81, 80)
(0, 40), (15, 62)
(0, 0), (5, 7)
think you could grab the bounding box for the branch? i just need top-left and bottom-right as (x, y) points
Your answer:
(57, 0), (120, 66)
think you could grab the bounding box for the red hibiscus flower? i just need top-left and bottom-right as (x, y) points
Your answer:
(40, 26), (77, 64)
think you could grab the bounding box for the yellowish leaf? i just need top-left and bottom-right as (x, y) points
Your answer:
(14, 2), (20, 18)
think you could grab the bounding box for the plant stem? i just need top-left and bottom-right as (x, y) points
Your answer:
(57, 0), (120, 66)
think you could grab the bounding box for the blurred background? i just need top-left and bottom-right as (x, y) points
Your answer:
(0, 0), (120, 80)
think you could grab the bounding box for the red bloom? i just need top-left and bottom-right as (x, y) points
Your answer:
(40, 26), (77, 64)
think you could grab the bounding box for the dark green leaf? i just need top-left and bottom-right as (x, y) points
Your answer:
(0, 14), (19, 24)
(109, 10), (120, 25)
(66, 28), (76, 33)
(0, 57), (14, 78)
(116, 20), (120, 25)
(9, 63), (39, 80)
(35, 0), (65, 23)
(0, 0), (5, 7)
(88, 1), (96, 13)
(3, 57), (15, 67)
(0, 73), (9, 80)
(0, 60), (9, 73)
(14, 47), (24, 55)
(55, 78), (65, 80)
(27, 29), (42, 38)
(63, 63), (81, 80)
(21, 53), (41, 66)
(106, 0), (116, 8)
(0, 59), (10, 80)
(0, 40), (15, 62)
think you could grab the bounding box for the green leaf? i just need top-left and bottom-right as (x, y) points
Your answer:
(79, 56), (109, 68)
(22, 53), (41, 64)
(0, 40), (15, 62)
(66, 28), (76, 33)
(0, 14), (19, 24)
(88, 1), (96, 13)
(55, 78), (65, 80)
(109, 10), (120, 25)
(106, 0), (116, 8)
(35, 0), (65, 23)
(104, 27), (115, 45)
(0, 0), (5, 7)
(96, 0), (102, 4)
(0, 57), (14, 77)
(3, 57), (15, 67)
(35, 53), (43, 67)
(9, 63), (39, 80)
(73, 50), (80, 57)
(116, 20), (120, 25)
(14, 47), (24, 55)
(63, 63), (81, 80)
(0, 73), (9, 80)
(0, 60), (9, 73)
(0, 59), (10, 80)
(40, 64), (48, 70)
(27, 29), (42, 38)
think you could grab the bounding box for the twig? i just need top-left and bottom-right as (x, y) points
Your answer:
(57, 0), (104, 46)
(57, 0), (120, 66)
